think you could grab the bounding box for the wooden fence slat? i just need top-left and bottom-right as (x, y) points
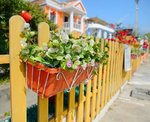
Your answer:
(77, 83), (84, 122)
(101, 40), (107, 108)
(67, 88), (75, 122)
(112, 42), (116, 96)
(91, 75), (97, 120)
(9, 15), (26, 122)
(109, 41), (114, 99)
(108, 41), (113, 102)
(115, 42), (119, 93)
(119, 44), (124, 87)
(85, 80), (92, 122)
(96, 64), (103, 114)
(115, 42), (119, 92)
(118, 43), (122, 89)
(0, 55), (10, 64)
(105, 41), (112, 103)
(38, 22), (49, 122)
(55, 92), (64, 122)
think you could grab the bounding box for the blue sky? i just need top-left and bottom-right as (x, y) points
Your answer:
(82, 0), (150, 34)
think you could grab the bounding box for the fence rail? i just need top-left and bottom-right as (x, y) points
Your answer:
(0, 15), (147, 122)
(0, 55), (10, 64)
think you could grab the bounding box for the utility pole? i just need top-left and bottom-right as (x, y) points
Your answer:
(135, 0), (139, 36)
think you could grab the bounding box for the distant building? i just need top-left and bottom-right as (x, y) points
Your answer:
(30, 0), (87, 34)
(86, 17), (115, 38)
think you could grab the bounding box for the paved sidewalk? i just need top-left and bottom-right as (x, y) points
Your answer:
(101, 56), (150, 122)
(0, 84), (37, 116)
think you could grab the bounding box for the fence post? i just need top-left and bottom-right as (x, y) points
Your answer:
(38, 22), (49, 122)
(9, 15), (26, 122)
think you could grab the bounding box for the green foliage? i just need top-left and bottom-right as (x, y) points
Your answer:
(0, 0), (57, 81)
(0, 0), (57, 54)
(20, 26), (109, 70)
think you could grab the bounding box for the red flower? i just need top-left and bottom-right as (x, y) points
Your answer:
(111, 38), (115, 41)
(126, 40), (131, 45)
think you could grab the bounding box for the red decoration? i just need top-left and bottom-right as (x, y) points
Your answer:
(20, 10), (32, 22)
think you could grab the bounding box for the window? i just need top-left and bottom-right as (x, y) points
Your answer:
(50, 11), (56, 23)
(64, 16), (69, 22)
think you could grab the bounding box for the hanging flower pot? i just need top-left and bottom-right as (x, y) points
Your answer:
(26, 61), (95, 98)
(20, 27), (108, 98)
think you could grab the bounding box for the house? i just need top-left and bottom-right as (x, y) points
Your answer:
(30, 0), (87, 34)
(86, 17), (115, 38)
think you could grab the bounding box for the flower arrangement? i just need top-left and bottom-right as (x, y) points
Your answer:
(116, 30), (137, 45)
(20, 24), (108, 71)
(19, 24), (109, 97)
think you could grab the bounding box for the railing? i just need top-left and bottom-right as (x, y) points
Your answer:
(63, 22), (69, 29)
(63, 22), (81, 30)
(73, 23), (81, 30)
(0, 15), (148, 122)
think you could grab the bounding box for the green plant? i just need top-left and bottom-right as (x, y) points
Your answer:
(0, 0), (57, 54)
(0, 0), (57, 83)
(20, 26), (109, 70)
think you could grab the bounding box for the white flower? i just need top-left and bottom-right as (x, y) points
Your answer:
(30, 31), (36, 36)
(81, 62), (87, 70)
(89, 39), (95, 47)
(60, 31), (69, 43)
(83, 46), (89, 51)
(91, 59), (95, 66)
(82, 41), (87, 47)
(76, 56), (80, 60)
(72, 44), (81, 53)
(24, 23), (30, 29)
(48, 48), (59, 53)
(70, 39), (77, 44)
(65, 54), (71, 60)
(20, 40), (27, 48)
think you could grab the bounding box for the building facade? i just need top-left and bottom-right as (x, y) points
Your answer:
(31, 0), (87, 34)
(86, 17), (115, 38)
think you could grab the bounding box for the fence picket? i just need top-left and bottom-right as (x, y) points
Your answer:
(109, 41), (114, 99)
(85, 80), (92, 122)
(77, 83), (84, 122)
(67, 88), (75, 122)
(91, 75), (97, 120)
(101, 40), (107, 108)
(9, 15), (26, 122)
(105, 40), (112, 103)
(38, 22), (50, 122)
(96, 64), (103, 114)
(55, 93), (64, 122)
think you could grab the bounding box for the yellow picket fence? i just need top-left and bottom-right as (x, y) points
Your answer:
(0, 15), (143, 122)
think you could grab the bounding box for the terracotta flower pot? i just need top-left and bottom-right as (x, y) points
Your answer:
(26, 62), (95, 98)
